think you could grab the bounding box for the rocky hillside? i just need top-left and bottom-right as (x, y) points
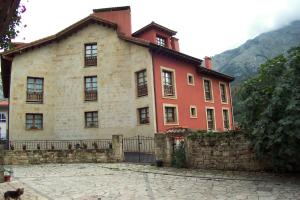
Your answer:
(213, 20), (300, 84)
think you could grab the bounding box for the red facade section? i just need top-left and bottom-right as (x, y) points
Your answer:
(152, 54), (233, 132)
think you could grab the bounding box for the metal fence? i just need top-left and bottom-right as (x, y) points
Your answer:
(123, 136), (154, 153)
(6, 139), (112, 150)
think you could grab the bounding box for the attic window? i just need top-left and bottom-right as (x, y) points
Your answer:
(156, 36), (166, 47)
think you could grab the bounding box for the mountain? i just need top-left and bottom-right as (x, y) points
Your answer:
(213, 20), (300, 84)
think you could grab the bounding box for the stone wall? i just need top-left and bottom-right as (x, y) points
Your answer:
(186, 135), (265, 171)
(155, 133), (266, 171)
(3, 135), (124, 165)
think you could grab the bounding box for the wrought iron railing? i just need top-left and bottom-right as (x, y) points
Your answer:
(8, 139), (112, 150)
(85, 90), (97, 101)
(27, 92), (43, 102)
(163, 84), (174, 96)
(137, 84), (148, 97)
(85, 56), (97, 66)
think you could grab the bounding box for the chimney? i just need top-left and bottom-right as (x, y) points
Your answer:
(93, 6), (132, 35)
(204, 56), (212, 69)
(171, 37), (180, 51)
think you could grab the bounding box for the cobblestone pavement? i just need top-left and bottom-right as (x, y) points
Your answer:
(1, 163), (300, 200)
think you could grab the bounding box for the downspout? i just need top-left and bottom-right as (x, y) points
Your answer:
(228, 82), (235, 130)
(151, 50), (159, 133)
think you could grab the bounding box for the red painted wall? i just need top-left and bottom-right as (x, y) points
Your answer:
(152, 54), (233, 132)
(135, 28), (172, 48)
(93, 9), (131, 35)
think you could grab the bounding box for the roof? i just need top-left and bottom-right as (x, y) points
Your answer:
(1, 11), (234, 98)
(132, 21), (177, 37)
(93, 6), (130, 13)
(1, 14), (117, 56)
(0, 100), (8, 107)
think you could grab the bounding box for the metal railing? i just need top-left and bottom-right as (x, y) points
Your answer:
(85, 90), (97, 101)
(84, 56), (97, 66)
(163, 85), (174, 96)
(26, 92), (43, 102)
(137, 84), (148, 97)
(8, 139), (112, 150)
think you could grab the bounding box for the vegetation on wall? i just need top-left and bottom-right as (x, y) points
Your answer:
(237, 46), (300, 172)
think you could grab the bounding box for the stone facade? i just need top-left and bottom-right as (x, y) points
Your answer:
(9, 24), (155, 140)
(3, 135), (124, 165)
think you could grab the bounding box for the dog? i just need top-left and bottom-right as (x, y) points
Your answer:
(4, 188), (24, 200)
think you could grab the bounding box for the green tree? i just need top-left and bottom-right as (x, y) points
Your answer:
(238, 47), (300, 171)
(0, 4), (26, 50)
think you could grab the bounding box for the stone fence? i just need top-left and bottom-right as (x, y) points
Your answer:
(1, 135), (124, 165)
(155, 132), (267, 171)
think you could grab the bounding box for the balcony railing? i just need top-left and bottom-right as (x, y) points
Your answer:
(8, 139), (112, 150)
(27, 92), (43, 103)
(137, 84), (148, 97)
(208, 121), (215, 130)
(85, 56), (97, 66)
(140, 117), (150, 124)
(85, 90), (97, 101)
(163, 84), (174, 96)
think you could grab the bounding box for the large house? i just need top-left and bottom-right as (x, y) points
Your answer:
(1, 6), (234, 140)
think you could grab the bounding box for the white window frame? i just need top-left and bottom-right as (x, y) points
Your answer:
(161, 66), (177, 99)
(219, 82), (228, 104)
(187, 73), (195, 86)
(222, 108), (231, 131)
(190, 106), (197, 118)
(205, 107), (216, 131)
(163, 104), (179, 126)
(203, 77), (214, 103)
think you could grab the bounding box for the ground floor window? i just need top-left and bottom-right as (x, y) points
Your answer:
(85, 111), (98, 128)
(223, 109), (230, 130)
(206, 108), (215, 130)
(26, 113), (43, 130)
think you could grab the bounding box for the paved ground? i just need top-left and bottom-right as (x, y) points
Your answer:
(0, 163), (300, 200)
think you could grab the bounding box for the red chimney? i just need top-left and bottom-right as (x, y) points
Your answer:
(93, 6), (132, 35)
(171, 37), (180, 51)
(204, 56), (212, 69)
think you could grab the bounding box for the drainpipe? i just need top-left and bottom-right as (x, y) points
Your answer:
(151, 51), (159, 133)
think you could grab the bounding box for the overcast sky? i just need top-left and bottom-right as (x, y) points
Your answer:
(15, 0), (300, 58)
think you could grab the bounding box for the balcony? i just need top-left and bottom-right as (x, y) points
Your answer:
(27, 92), (43, 103)
(137, 84), (148, 97)
(84, 56), (97, 66)
(85, 90), (97, 101)
(163, 85), (174, 96)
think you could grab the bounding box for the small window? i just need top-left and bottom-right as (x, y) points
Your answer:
(27, 77), (43, 103)
(85, 111), (98, 128)
(204, 79), (213, 101)
(138, 107), (149, 124)
(156, 36), (166, 47)
(187, 74), (194, 85)
(26, 114), (43, 130)
(165, 106), (177, 124)
(220, 83), (227, 103)
(84, 76), (97, 101)
(0, 113), (6, 122)
(84, 43), (97, 66)
(223, 109), (230, 130)
(136, 70), (148, 97)
(162, 70), (175, 97)
(206, 108), (215, 131)
(190, 106), (197, 118)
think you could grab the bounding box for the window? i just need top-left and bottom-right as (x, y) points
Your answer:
(162, 70), (175, 97)
(0, 113), (6, 122)
(156, 36), (166, 47)
(26, 114), (43, 130)
(84, 43), (97, 66)
(204, 79), (213, 101)
(223, 109), (230, 130)
(85, 111), (98, 128)
(84, 76), (97, 101)
(164, 106), (177, 124)
(136, 70), (148, 97)
(220, 83), (228, 103)
(190, 106), (197, 118)
(138, 107), (149, 124)
(187, 73), (194, 85)
(206, 108), (215, 130)
(27, 77), (43, 103)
